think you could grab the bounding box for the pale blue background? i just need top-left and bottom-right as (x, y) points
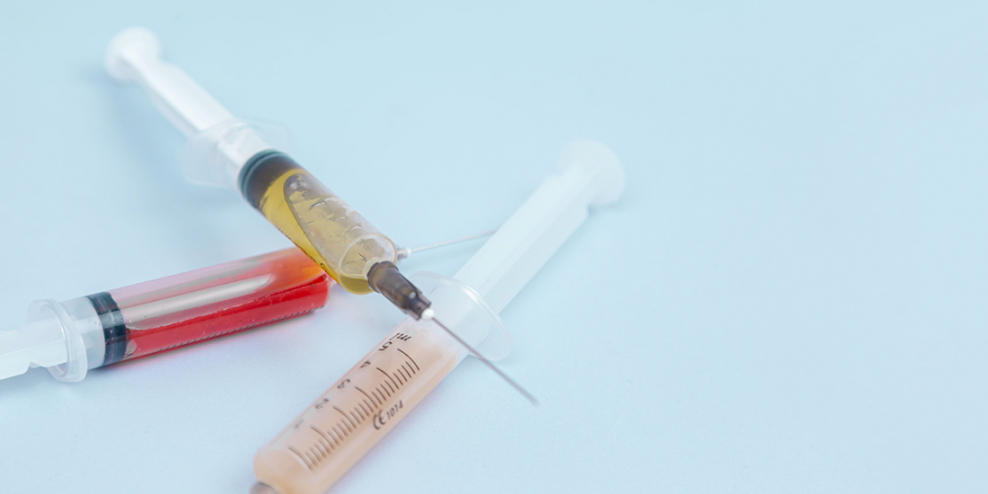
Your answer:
(1, 1), (987, 493)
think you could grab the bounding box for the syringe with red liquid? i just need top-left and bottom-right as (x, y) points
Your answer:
(0, 248), (330, 383)
(0, 232), (492, 384)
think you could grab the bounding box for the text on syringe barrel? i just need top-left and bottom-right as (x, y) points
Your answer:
(95, 248), (329, 365)
(254, 320), (463, 494)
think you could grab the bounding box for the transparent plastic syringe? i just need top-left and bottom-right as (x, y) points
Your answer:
(252, 141), (625, 494)
(0, 231), (490, 385)
(0, 248), (329, 383)
(105, 28), (431, 320)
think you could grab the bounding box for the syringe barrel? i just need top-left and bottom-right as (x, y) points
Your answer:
(0, 249), (330, 383)
(105, 28), (400, 294)
(98, 248), (330, 366)
(238, 151), (398, 294)
(254, 320), (465, 494)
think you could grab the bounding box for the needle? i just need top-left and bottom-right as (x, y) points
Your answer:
(394, 229), (536, 404)
(427, 316), (538, 405)
(396, 229), (498, 260)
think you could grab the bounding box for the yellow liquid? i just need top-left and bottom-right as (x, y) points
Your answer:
(244, 153), (396, 294)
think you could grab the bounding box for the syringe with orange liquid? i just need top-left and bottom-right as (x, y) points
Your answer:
(252, 140), (625, 494)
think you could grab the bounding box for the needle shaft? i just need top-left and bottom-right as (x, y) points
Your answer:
(397, 229), (498, 260)
(430, 317), (538, 405)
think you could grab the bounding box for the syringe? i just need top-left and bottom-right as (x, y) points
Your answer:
(0, 248), (329, 383)
(104, 28), (431, 321)
(0, 233), (491, 384)
(252, 140), (625, 494)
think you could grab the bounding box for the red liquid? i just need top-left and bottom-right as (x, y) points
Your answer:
(121, 274), (329, 362)
(103, 248), (331, 364)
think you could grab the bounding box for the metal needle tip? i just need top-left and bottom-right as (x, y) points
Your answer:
(430, 317), (538, 405)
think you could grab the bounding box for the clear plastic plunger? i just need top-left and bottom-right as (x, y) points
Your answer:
(253, 140), (626, 494)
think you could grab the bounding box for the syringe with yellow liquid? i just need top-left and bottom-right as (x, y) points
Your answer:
(106, 27), (428, 316)
(105, 27), (536, 400)
(253, 140), (625, 493)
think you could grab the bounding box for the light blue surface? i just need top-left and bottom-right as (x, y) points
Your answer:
(2, 1), (987, 492)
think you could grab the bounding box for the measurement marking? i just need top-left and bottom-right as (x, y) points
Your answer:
(357, 401), (371, 416)
(393, 371), (405, 385)
(327, 428), (342, 446)
(398, 365), (411, 380)
(333, 415), (350, 434)
(353, 406), (366, 420)
(372, 388), (385, 402)
(377, 367), (401, 390)
(311, 441), (328, 458)
(337, 419), (353, 434)
(333, 407), (356, 430)
(397, 348), (419, 371)
(308, 431), (328, 457)
(288, 447), (312, 470)
(305, 451), (318, 467)
(333, 424), (348, 439)
(355, 387), (379, 408)
(387, 371), (402, 388)
(381, 380), (395, 394)
(396, 366), (408, 380)
(311, 426), (336, 453)
(379, 382), (393, 397)
(349, 410), (362, 424)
